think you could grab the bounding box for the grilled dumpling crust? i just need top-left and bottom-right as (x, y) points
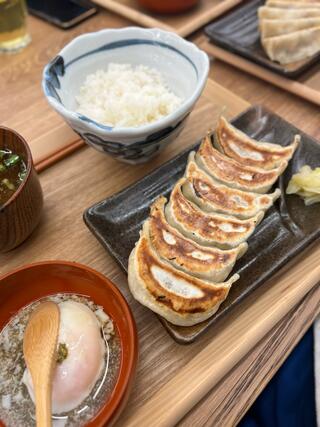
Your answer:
(184, 152), (281, 219)
(166, 178), (264, 249)
(215, 117), (299, 169)
(128, 229), (239, 326)
(147, 197), (247, 281)
(196, 134), (287, 193)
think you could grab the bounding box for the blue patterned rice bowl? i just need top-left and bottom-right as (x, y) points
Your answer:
(42, 27), (209, 164)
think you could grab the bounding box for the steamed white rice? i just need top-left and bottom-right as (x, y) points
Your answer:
(75, 63), (183, 128)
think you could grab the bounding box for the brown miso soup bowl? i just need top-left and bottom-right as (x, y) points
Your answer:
(0, 261), (138, 427)
(137, 0), (200, 14)
(0, 126), (43, 252)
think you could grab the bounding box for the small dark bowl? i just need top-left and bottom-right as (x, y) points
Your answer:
(0, 127), (43, 252)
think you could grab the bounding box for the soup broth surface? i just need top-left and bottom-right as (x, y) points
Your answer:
(0, 294), (121, 427)
(0, 148), (27, 206)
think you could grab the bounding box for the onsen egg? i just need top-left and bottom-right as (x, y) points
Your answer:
(23, 301), (106, 414)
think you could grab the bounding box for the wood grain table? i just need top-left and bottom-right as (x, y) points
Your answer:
(0, 11), (320, 427)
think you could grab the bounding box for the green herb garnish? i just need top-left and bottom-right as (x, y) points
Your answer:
(1, 178), (15, 191)
(18, 169), (27, 182)
(4, 154), (20, 168)
(0, 150), (26, 205)
(56, 343), (68, 364)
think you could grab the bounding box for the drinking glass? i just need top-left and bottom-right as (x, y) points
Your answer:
(0, 0), (31, 52)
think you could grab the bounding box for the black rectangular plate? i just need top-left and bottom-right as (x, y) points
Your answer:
(84, 105), (320, 343)
(204, 0), (320, 78)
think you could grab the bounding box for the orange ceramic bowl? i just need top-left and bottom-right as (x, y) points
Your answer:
(137, 0), (199, 14)
(0, 261), (138, 427)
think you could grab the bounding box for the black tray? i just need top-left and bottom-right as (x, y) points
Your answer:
(205, 0), (320, 78)
(84, 105), (320, 343)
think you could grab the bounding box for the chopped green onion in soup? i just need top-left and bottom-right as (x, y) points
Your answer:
(0, 149), (27, 206)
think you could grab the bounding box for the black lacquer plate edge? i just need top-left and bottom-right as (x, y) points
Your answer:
(84, 104), (320, 344)
(204, 0), (320, 79)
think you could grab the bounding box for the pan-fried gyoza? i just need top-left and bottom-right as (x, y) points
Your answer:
(196, 134), (287, 193)
(215, 116), (300, 169)
(128, 117), (298, 326)
(147, 196), (248, 281)
(128, 226), (239, 327)
(166, 179), (263, 249)
(184, 152), (281, 219)
(258, 0), (320, 64)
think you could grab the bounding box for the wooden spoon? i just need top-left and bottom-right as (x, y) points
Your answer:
(23, 302), (60, 427)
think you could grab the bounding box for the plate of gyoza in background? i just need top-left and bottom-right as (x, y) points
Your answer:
(84, 105), (320, 343)
(205, 0), (320, 78)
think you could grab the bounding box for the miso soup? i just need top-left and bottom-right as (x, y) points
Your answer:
(0, 149), (27, 206)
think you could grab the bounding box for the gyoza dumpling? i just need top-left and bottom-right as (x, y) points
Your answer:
(184, 152), (281, 219)
(258, 6), (320, 19)
(184, 152), (281, 217)
(147, 196), (247, 281)
(266, 0), (320, 7)
(196, 134), (287, 193)
(260, 18), (320, 38)
(128, 224), (239, 327)
(215, 116), (299, 169)
(262, 26), (320, 64)
(165, 178), (264, 249)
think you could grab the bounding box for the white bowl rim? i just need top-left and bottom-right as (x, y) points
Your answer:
(42, 27), (209, 137)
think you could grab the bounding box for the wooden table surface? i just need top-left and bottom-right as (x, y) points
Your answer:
(0, 10), (320, 427)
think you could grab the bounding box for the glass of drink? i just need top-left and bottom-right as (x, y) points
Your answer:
(0, 0), (31, 52)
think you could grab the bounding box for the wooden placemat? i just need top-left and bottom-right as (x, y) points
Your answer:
(200, 38), (320, 107)
(93, 0), (243, 37)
